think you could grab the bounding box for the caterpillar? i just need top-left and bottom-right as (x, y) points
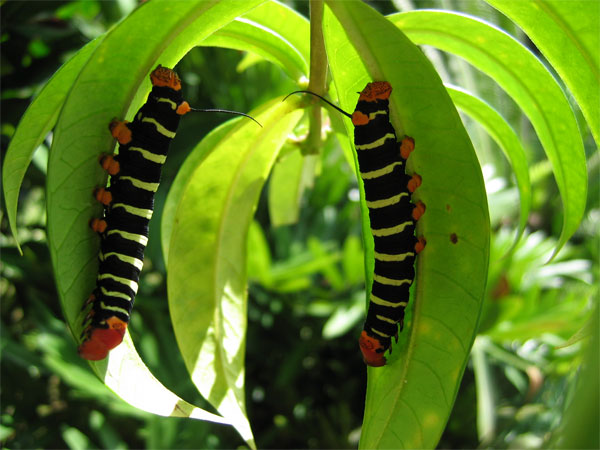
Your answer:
(286, 82), (426, 366)
(78, 65), (258, 360)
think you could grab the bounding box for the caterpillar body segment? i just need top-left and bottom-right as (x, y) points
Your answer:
(78, 65), (189, 361)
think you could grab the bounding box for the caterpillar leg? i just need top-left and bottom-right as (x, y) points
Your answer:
(400, 136), (415, 160)
(407, 174), (422, 193)
(99, 154), (120, 176)
(412, 200), (426, 221)
(89, 217), (107, 234)
(78, 316), (127, 361)
(109, 120), (132, 145)
(415, 236), (426, 253)
(93, 187), (112, 206)
(359, 331), (387, 367)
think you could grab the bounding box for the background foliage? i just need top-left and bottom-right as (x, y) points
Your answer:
(1, 0), (598, 448)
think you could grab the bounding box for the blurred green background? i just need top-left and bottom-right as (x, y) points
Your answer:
(1, 1), (597, 448)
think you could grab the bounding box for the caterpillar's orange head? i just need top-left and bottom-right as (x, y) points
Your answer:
(358, 81), (392, 102)
(78, 317), (127, 361)
(150, 65), (182, 91)
(359, 331), (387, 367)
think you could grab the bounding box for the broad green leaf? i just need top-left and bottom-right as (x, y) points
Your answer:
(324, 2), (489, 448)
(447, 85), (531, 243)
(268, 149), (318, 226)
(45, 0), (263, 431)
(201, 17), (308, 82)
(390, 10), (587, 259)
(247, 220), (273, 285)
(484, 0), (600, 148)
(242, 1), (311, 70)
(2, 37), (102, 253)
(167, 97), (303, 449)
(161, 119), (238, 264)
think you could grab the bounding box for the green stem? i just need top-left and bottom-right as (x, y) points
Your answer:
(305, 0), (328, 154)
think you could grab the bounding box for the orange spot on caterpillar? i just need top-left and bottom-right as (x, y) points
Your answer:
(412, 201), (426, 220)
(99, 154), (120, 176)
(94, 187), (112, 206)
(450, 233), (458, 244)
(78, 316), (127, 361)
(176, 101), (191, 115)
(89, 218), (107, 234)
(408, 173), (422, 193)
(352, 110), (369, 126)
(359, 331), (387, 367)
(109, 120), (132, 145)
(400, 136), (415, 160)
(415, 236), (426, 253)
(150, 65), (182, 91)
(359, 81), (392, 102)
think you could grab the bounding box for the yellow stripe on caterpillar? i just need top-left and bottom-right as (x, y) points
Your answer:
(376, 314), (397, 324)
(99, 301), (130, 316)
(129, 146), (167, 164)
(120, 176), (160, 192)
(373, 274), (412, 286)
(370, 294), (408, 308)
(368, 110), (388, 119)
(98, 273), (139, 293)
(374, 251), (414, 262)
(100, 286), (132, 301)
(156, 97), (177, 110)
(112, 203), (153, 220)
(102, 252), (144, 271)
(371, 221), (412, 237)
(106, 229), (148, 246)
(360, 161), (403, 180)
(355, 133), (395, 150)
(366, 192), (408, 209)
(141, 117), (176, 138)
(371, 328), (392, 338)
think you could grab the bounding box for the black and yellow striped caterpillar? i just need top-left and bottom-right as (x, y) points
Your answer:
(287, 82), (426, 366)
(79, 65), (258, 360)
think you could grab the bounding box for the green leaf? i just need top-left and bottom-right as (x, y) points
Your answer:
(446, 85), (531, 243)
(2, 37), (102, 253)
(45, 0), (263, 431)
(201, 13), (309, 82)
(241, 1), (311, 73)
(324, 2), (489, 448)
(484, 0), (600, 148)
(167, 97), (303, 448)
(389, 10), (587, 259)
(268, 149), (317, 226)
(161, 119), (239, 264)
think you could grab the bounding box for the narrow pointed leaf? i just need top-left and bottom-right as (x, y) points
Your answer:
(269, 149), (317, 226)
(167, 98), (303, 448)
(390, 10), (587, 259)
(201, 17), (308, 81)
(161, 120), (239, 263)
(2, 37), (102, 253)
(484, 0), (600, 147)
(324, 1), (489, 448)
(447, 85), (531, 242)
(242, 1), (311, 66)
(45, 0), (263, 425)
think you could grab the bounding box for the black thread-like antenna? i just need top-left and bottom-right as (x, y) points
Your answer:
(284, 91), (352, 119)
(189, 107), (262, 127)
